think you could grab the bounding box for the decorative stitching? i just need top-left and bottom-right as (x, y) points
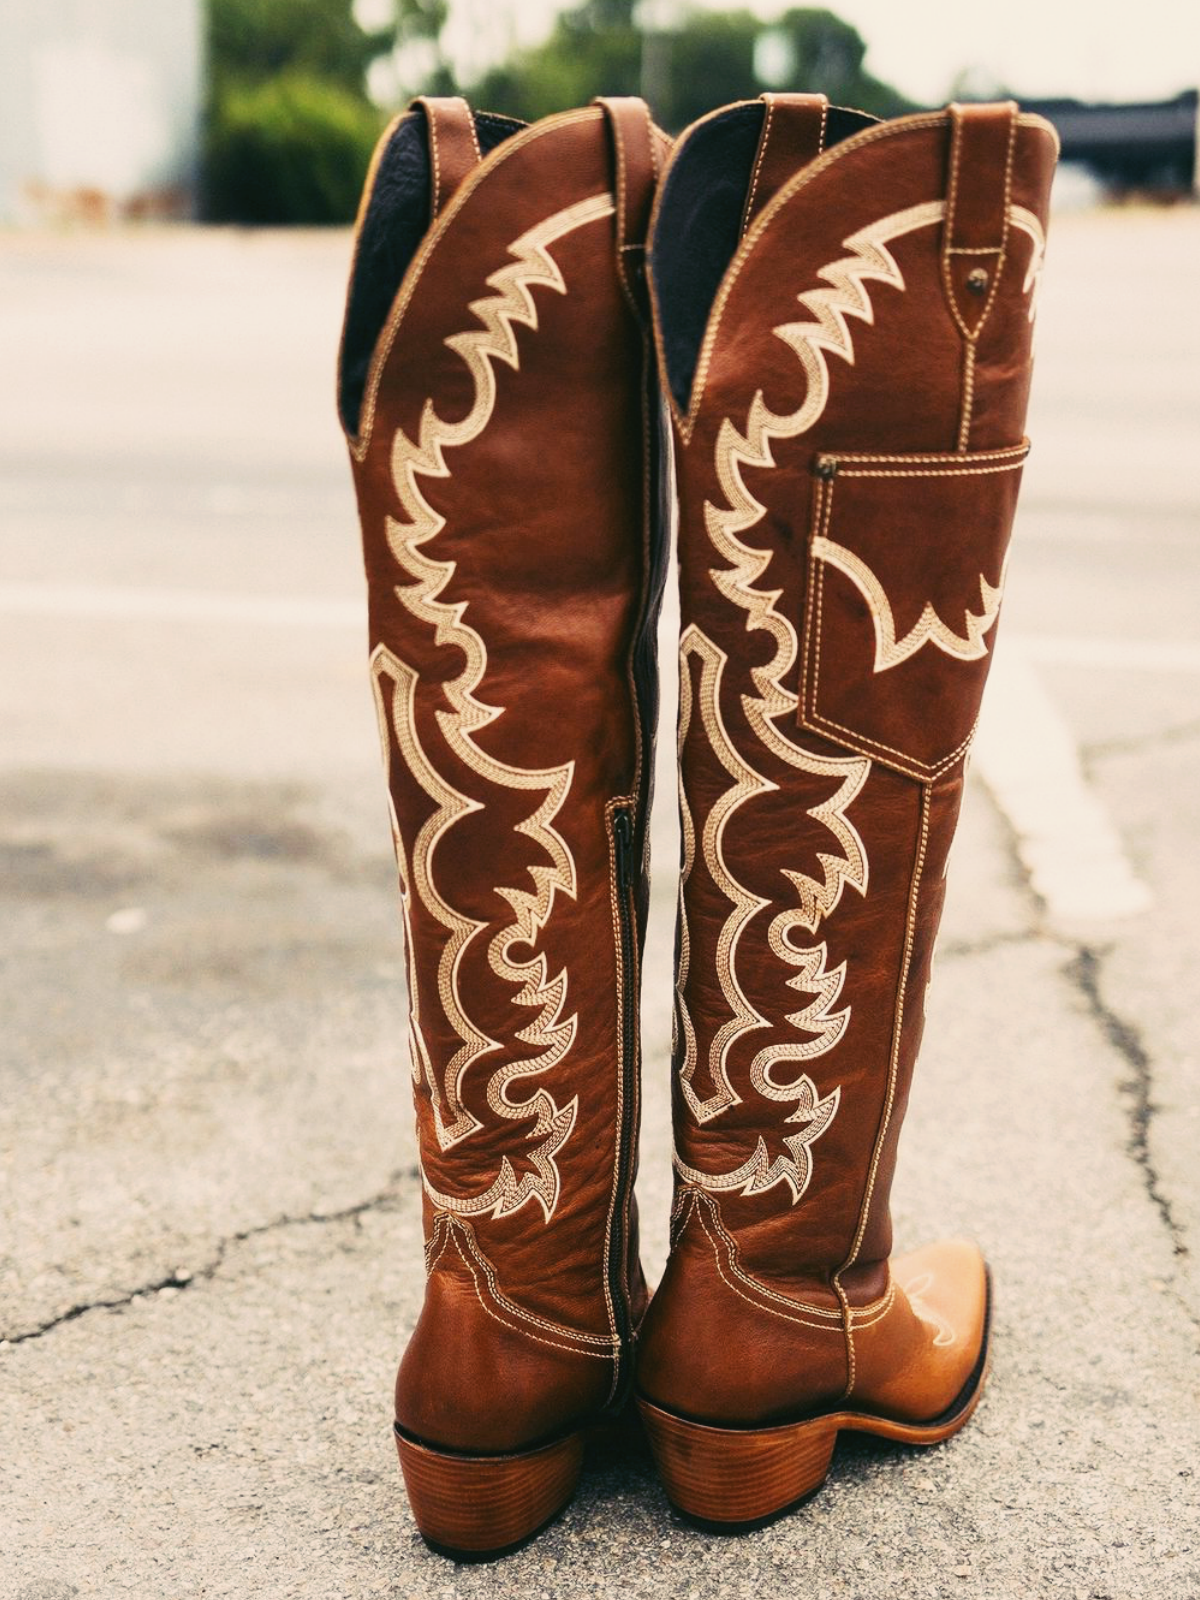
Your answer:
(800, 443), (1023, 776)
(679, 113), (950, 441)
(676, 109), (1034, 442)
(900, 1268), (955, 1347)
(804, 703), (978, 783)
(825, 444), (1036, 473)
(609, 101), (632, 313)
(371, 194), (615, 1220)
(599, 309), (660, 1398)
(940, 107), (966, 339)
(834, 462), (1026, 478)
(464, 101), (483, 165)
(701, 1193), (840, 1318)
(830, 443), (1027, 465)
(455, 1222), (620, 1348)
(447, 1226), (619, 1359)
(674, 619), (865, 1148)
(673, 1064), (840, 1200)
(835, 785), (932, 1400)
(671, 1189), (898, 1332)
(943, 105), (1019, 449)
(424, 1216), (453, 1275)
(599, 98), (655, 321)
(677, 212), (1033, 1197)
(689, 1198), (846, 1332)
(741, 95), (776, 235)
(850, 1277), (896, 1328)
(426, 102), (443, 218)
(806, 618), (978, 777)
(647, 104), (662, 180)
(957, 344), (978, 453)
(812, 526), (1007, 668)
(346, 106), (601, 457)
(600, 792), (638, 1386)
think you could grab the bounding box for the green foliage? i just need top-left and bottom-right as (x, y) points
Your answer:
(199, 0), (917, 220)
(466, 5), (915, 134)
(655, 10), (760, 129)
(472, 27), (641, 126)
(204, 71), (383, 224)
(392, 0), (451, 54)
(207, 0), (392, 96)
(203, 0), (392, 223)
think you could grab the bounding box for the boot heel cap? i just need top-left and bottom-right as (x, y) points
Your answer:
(395, 1425), (583, 1558)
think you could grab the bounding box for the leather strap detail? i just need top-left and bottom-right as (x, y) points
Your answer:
(940, 101), (1018, 340)
(741, 93), (829, 234)
(413, 95), (483, 221)
(595, 96), (659, 320)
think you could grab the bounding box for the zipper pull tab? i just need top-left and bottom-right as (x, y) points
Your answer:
(613, 807), (636, 892)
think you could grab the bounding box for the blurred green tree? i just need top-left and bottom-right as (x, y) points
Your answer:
(204, 0), (398, 222)
(467, 5), (915, 132)
(204, 72), (384, 223)
(207, 0), (395, 94)
(201, 0), (916, 220)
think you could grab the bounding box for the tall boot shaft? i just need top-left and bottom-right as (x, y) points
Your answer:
(639, 98), (1057, 1431)
(339, 96), (669, 1461)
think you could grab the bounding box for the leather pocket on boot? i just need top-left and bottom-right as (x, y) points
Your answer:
(798, 441), (1029, 782)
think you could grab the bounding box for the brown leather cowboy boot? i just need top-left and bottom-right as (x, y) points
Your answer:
(635, 94), (1058, 1524)
(337, 95), (668, 1556)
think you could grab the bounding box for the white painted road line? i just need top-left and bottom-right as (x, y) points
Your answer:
(0, 583), (363, 630)
(974, 649), (1154, 926)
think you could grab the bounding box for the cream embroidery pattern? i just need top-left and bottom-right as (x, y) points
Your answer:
(676, 198), (1043, 1203)
(901, 1270), (955, 1348)
(811, 537), (1008, 670)
(374, 193), (615, 1222)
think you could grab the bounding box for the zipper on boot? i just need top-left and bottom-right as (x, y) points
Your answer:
(607, 803), (640, 1406)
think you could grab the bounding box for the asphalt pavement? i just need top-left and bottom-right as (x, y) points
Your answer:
(1, 201), (1198, 1598)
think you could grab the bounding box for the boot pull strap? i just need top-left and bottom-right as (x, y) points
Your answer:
(941, 101), (1019, 340)
(413, 95), (483, 222)
(595, 95), (660, 320)
(741, 92), (829, 234)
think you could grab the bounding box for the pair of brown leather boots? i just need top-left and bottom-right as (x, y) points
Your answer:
(337, 91), (1056, 1558)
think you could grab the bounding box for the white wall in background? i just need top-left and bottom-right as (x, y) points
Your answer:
(0, 0), (203, 223)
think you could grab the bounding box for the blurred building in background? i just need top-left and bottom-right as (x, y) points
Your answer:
(1027, 90), (1199, 194)
(0, 0), (203, 224)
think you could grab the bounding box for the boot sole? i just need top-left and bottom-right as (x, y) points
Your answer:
(637, 1282), (992, 1530)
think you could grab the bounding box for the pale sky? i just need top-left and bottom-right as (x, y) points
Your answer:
(410, 0), (1200, 106)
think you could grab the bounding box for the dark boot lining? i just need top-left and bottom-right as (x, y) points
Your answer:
(650, 103), (879, 417)
(339, 110), (525, 437)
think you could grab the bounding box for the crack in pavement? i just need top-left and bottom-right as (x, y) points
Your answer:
(0, 1166), (418, 1348)
(1066, 948), (1189, 1261)
(1065, 948), (1200, 1352)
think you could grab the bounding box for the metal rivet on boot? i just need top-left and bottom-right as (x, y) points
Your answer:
(966, 266), (990, 296)
(813, 456), (839, 479)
